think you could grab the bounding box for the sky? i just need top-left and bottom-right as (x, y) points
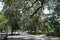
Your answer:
(0, 2), (4, 11)
(43, 6), (54, 14)
(43, 7), (49, 14)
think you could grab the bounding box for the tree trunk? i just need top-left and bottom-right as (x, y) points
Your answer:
(11, 28), (13, 35)
(34, 16), (39, 35)
(3, 31), (8, 40)
(34, 22), (39, 35)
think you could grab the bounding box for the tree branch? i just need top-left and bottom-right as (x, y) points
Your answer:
(30, 0), (44, 18)
(30, 6), (42, 17)
(28, 0), (38, 9)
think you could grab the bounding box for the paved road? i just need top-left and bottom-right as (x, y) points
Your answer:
(0, 32), (60, 40)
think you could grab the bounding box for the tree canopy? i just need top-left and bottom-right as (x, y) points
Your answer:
(0, 12), (8, 32)
(1, 0), (60, 36)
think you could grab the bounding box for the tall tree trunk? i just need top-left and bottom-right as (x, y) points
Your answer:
(3, 30), (8, 40)
(34, 16), (39, 35)
(34, 22), (39, 35)
(11, 27), (13, 35)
